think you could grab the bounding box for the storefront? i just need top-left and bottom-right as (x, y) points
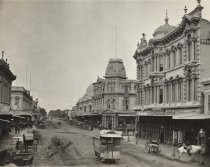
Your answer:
(136, 109), (210, 153)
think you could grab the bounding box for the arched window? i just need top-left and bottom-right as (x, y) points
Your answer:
(107, 99), (110, 109)
(173, 50), (176, 68)
(159, 56), (163, 72)
(159, 88), (163, 104)
(179, 47), (183, 65)
(168, 53), (171, 69)
(112, 99), (116, 110)
(188, 43), (191, 61)
(188, 79), (192, 101)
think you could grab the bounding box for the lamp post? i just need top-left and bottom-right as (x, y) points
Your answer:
(199, 128), (205, 165)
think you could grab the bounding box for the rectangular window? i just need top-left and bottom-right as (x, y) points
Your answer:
(159, 88), (163, 104)
(168, 54), (171, 69)
(172, 83), (175, 102)
(159, 56), (163, 72)
(173, 52), (176, 67)
(188, 43), (191, 61)
(166, 85), (169, 103)
(188, 80), (192, 101)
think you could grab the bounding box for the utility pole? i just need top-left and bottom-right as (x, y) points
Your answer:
(115, 25), (118, 58)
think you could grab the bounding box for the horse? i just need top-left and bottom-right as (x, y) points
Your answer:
(178, 145), (201, 160)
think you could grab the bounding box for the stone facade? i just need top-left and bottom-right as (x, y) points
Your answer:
(134, 2), (210, 149)
(92, 58), (136, 115)
(11, 86), (33, 111)
(92, 58), (136, 129)
(75, 84), (93, 116)
(0, 53), (16, 111)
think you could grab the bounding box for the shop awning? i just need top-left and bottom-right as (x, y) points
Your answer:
(11, 110), (32, 117)
(173, 113), (210, 120)
(14, 115), (25, 119)
(0, 111), (13, 116)
(0, 119), (10, 123)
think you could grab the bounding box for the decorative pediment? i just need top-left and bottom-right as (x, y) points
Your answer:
(102, 109), (116, 115)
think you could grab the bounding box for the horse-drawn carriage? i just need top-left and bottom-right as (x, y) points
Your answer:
(145, 139), (161, 155)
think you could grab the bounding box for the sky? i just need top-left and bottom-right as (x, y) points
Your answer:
(0, 0), (209, 111)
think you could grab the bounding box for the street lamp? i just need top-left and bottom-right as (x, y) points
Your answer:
(199, 128), (205, 165)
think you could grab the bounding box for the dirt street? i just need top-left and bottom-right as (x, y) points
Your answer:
(32, 119), (203, 167)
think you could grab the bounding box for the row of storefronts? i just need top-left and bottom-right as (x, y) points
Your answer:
(72, 0), (210, 154)
(133, 1), (210, 153)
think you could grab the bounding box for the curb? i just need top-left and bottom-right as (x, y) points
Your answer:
(122, 140), (180, 162)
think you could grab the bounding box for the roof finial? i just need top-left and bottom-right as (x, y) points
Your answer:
(184, 6), (188, 14)
(165, 10), (168, 23)
(197, 0), (201, 5)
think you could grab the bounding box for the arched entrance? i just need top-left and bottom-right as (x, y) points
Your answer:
(102, 110), (118, 130)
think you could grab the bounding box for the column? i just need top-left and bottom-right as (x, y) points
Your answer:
(186, 79), (189, 102)
(164, 54), (167, 70)
(154, 86), (157, 104)
(148, 88), (150, 105)
(150, 62), (152, 74)
(150, 86), (152, 104)
(144, 89), (146, 105)
(163, 84), (166, 104)
(176, 81), (179, 103)
(154, 56), (157, 72)
(112, 116), (114, 130)
(170, 82), (173, 103)
(191, 40), (195, 61)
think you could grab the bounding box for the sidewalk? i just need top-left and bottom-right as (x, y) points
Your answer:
(122, 135), (210, 166)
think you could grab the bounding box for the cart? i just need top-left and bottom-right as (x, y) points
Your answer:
(145, 140), (161, 155)
(23, 133), (37, 153)
(12, 151), (33, 166)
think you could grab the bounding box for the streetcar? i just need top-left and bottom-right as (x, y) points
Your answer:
(93, 130), (122, 162)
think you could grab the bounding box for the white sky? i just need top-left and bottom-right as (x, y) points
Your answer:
(0, 0), (209, 111)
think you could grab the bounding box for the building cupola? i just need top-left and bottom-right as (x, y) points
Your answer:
(153, 10), (176, 39)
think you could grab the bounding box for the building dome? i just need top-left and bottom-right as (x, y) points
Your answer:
(105, 58), (126, 78)
(85, 84), (93, 95)
(153, 12), (176, 39)
(78, 84), (93, 102)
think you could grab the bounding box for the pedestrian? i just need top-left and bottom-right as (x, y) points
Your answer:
(15, 124), (17, 134)
(17, 125), (20, 134)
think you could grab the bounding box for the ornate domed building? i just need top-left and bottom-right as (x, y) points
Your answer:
(74, 58), (137, 130)
(134, 1), (210, 152)
(93, 58), (136, 130)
